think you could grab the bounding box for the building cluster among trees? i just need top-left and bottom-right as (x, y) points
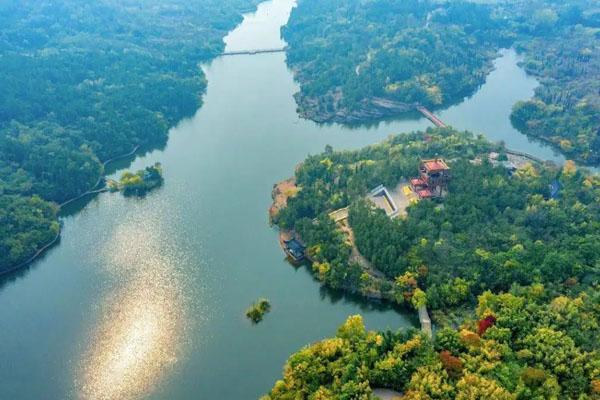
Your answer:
(268, 130), (600, 399)
(273, 127), (599, 322)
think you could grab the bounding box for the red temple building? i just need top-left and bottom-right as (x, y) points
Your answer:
(410, 159), (451, 199)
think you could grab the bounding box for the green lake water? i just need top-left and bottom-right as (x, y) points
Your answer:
(0, 0), (565, 398)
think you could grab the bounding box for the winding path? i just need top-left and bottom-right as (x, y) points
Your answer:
(1, 145), (141, 276)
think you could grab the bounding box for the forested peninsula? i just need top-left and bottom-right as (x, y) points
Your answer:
(268, 128), (600, 399)
(283, 0), (600, 164)
(0, 0), (259, 272)
(271, 128), (599, 323)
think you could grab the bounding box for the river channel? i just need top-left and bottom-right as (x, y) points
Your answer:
(0, 0), (565, 398)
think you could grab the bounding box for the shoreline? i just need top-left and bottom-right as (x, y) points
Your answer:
(504, 148), (546, 166)
(271, 189), (427, 331)
(0, 1), (265, 280)
(296, 96), (600, 169)
(1, 144), (141, 277)
(59, 145), (141, 209)
(0, 229), (62, 277)
(269, 178), (304, 262)
(267, 142), (560, 330)
(290, 58), (496, 125)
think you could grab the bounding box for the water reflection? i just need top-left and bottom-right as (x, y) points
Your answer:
(0, 0), (573, 398)
(79, 221), (186, 400)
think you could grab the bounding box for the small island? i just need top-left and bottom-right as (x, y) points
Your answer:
(109, 162), (164, 197)
(245, 298), (271, 324)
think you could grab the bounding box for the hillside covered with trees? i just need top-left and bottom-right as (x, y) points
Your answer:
(0, 0), (258, 272)
(271, 131), (600, 400)
(264, 286), (600, 399)
(507, 0), (600, 165)
(273, 128), (600, 324)
(283, 0), (600, 165)
(282, 0), (503, 123)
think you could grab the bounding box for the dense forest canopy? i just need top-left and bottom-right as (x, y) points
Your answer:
(264, 286), (600, 399)
(273, 3), (600, 394)
(274, 128), (600, 323)
(0, 195), (59, 269)
(507, 0), (600, 165)
(275, 127), (600, 399)
(283, 0), (600, 164)
(0, 0), (259, 272)
(282, 0), (503, 123)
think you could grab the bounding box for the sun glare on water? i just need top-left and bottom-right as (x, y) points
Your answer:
(79, 221), (187, 400)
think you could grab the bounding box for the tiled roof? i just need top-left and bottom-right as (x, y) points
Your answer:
(417, 189), (433, 198)
(423, 159), (449, 171)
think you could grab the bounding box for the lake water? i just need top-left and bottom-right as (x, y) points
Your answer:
(0, 0), (566, 399)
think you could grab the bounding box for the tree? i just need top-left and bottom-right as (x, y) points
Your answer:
(456, 374), (514, 400)
(411, 288), (428, 309)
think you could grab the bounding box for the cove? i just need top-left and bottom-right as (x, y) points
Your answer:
(0, 0), (566, 399)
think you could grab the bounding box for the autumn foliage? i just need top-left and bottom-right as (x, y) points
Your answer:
(460, 329), (481, 347)
(265, 287), (600, 400)
(439, 350), (463, 378)
(477, 315), (496, 336)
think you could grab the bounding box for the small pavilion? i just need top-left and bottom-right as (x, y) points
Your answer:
(410, 158), (451, 199)
(284, 238), (305, 261)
